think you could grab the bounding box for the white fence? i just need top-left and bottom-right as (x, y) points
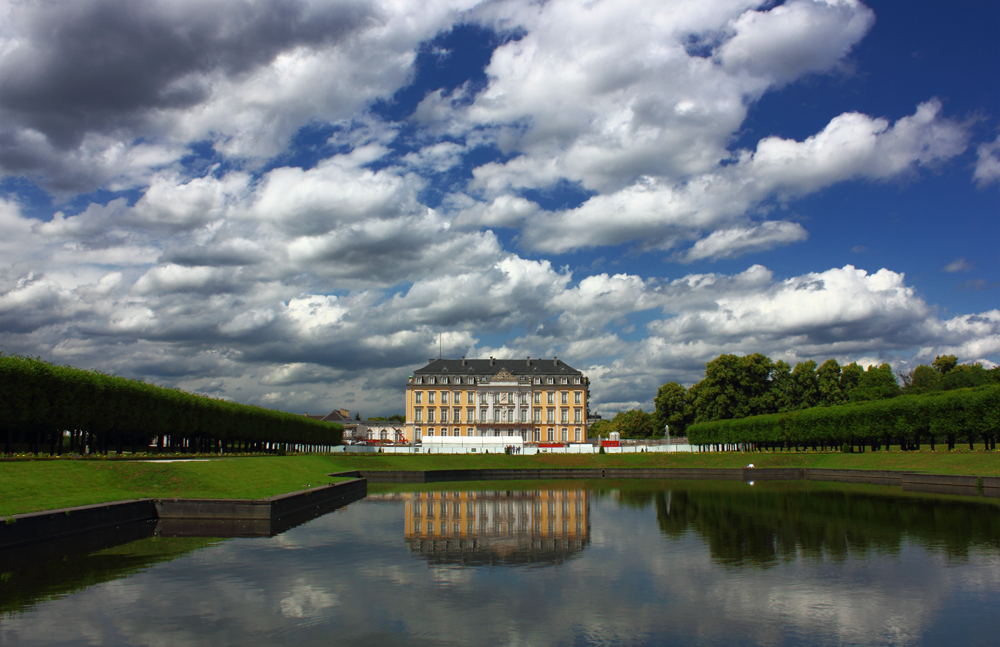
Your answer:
(332, 441), (701, 455)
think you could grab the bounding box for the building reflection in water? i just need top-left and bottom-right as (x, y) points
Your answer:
(400, 490), (589, 566)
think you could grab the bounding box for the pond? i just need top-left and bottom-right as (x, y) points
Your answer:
(2, 480), (999, 646)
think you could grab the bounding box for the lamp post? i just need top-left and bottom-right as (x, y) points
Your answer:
(665, 424), (670, 452)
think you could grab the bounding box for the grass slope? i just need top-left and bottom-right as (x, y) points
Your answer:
(1, 450), (997, 516)
(324, 450), (1000, 475)
(0, 456), (343, 517)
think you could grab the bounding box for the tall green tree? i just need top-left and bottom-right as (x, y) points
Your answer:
(689, 353), (775, 423)
(847, 363), (900, 402)
(902, 364), (941, 395)
(790, 360), (820, 410)
(653, 381), (687, 437)
(769, 360), (795, 412)
(942, 363), (990, 390)
(816, 359), (845, 406)
(613, 409), (655, 438)
(932, 354), (958, 375)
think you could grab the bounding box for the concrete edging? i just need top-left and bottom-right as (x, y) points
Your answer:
(333, 468), (1000, 498)
(0, 478), (367, 550)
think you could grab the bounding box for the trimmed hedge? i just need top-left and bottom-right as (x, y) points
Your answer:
(687, 385), (1000, 449)
(0, 354), (342, 454)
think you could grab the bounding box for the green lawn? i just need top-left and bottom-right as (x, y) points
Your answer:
(324, 448), (1000, 475)
(1, 449), (997, 516)
(0, 455), (345, 517)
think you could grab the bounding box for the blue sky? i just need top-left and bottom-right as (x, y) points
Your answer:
(0, 0), (997, 417)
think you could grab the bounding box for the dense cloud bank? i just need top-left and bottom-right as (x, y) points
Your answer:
(0, 0), (996, 416)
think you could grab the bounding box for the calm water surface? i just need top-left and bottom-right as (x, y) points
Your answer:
(2, 480), (999, 646)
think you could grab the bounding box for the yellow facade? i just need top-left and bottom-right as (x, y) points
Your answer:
(403, 357), (588, 443)
(403, 490), (589, 564)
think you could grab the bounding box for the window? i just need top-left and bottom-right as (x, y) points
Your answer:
(533, 392), (541, 405)
(561, 428), (568, 442)
(534, 429), (540, 441)
(493, 409), (501, 423)
(454, 407), (461, 422)
(415, 377), (423, 384)
(454, 391), (460, 403)
(469, 377), (476, 384)
(427, 428), (434, 436)
(546, 377), (554, 385)
(547, 392), (554, 404)
(415, 392), (422, 404)
(574, 392), (581, 404)
(520, 409), (528, 423)
(547, 409), (555, 423)
(454, 427), (461, 437)
(429, 377), (436, 384)
(561, 409), (568, 423)
(415, 428), (422, 440)
(561, 392), (568, 404)
(441, 391), (448, 405)
(480, 393), (487, 404)
(428, 409), (435, 423)
(467, 407), (474, 422)
(547, 428), (554, 441)
(455, 377), (462, 385)
(574, 377), (581, 384)
(442, 377), (449, 384)
(428, 392), (435, 404)
(533, 377), (540, 384)
(533, 409), (541, 423)
(415, 409), (423, 423)
(575, 428), (581, 442)
(441, 408), (448, 423)
(480, 408), (487, 423)
(574, 408), (582, 423)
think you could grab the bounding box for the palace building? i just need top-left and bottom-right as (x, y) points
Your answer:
(403, 489), (589, 566)
(405, 357), (589, 443)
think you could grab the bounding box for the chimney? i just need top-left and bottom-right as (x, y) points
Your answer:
(490, 356), (495, 366)
(429, 358), (435, 363)
(526, 356), (531, 366)
(461, 356), (466, 365)
(553, 356), (558, 365)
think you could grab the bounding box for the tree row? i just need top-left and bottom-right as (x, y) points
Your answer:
(685, 385), (1000, 451)
(0, 354), (343, 455)
(592, 353), (999, 440)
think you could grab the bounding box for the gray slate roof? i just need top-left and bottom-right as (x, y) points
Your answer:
(413, 358), (582, 376)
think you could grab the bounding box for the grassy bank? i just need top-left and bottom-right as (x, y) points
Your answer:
(1, 450), (997, 516)
(325, 449), (1000, 475)
(0, 455), (345, 517)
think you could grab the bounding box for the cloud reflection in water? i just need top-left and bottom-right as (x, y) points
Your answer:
(1, 481), (998, 646)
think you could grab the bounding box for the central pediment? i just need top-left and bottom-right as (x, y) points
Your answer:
(492, 368), (517, 382)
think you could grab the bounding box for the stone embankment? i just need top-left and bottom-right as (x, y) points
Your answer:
(0, 478), (366, 549)
(330, 467), (1000, 498)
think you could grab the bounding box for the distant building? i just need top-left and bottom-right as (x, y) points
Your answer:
(405, 356), (589, 444)
(304, 409), (405, 443)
